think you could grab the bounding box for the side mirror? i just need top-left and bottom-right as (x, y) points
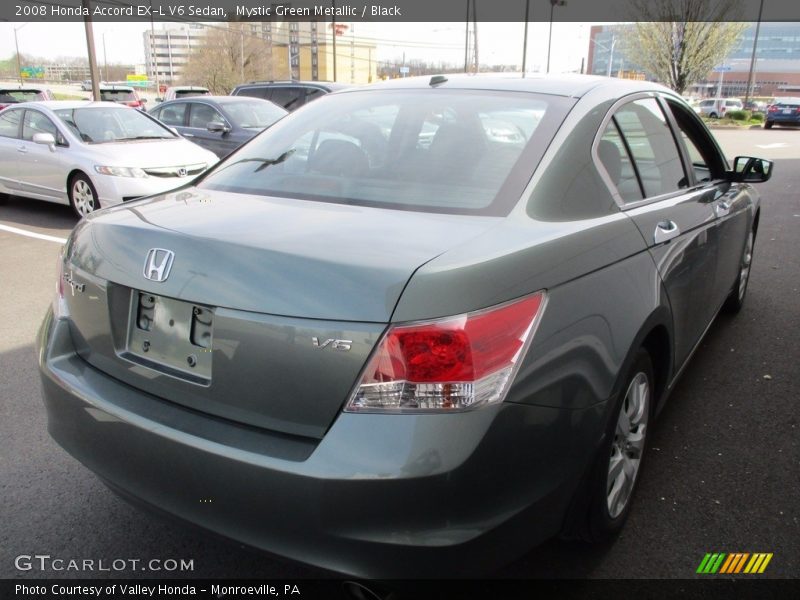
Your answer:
(167, 127), (179, 136)
(32, 132), (56, 150)
(140, 98), (148, 105)
(156, 98), (163, 103)
(728, 156), (774, 183)
(207, 121), (230, 134)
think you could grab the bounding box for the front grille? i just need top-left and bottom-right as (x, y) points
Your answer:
(143, 163), (207, 178)
(122, 196), (141, 203)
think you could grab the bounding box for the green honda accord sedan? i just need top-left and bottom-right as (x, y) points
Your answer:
(38, 74), (771, 577)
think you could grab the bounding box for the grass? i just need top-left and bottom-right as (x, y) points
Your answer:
(701, 117), (765, 128)
(53, 92), (86, 101)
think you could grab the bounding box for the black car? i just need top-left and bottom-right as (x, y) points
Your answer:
(149, 95), (287, 158)
(230, 80), (352, 111)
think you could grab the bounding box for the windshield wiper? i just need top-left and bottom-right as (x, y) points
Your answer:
(214, 149), (296, 174)
(116, 135), (172, 141)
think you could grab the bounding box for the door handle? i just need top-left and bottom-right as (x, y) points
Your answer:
(715, 199), (731, 217)
(654, 220), (680, 244)
(182, 133), (194, 137)
(17, 146), (27, 154)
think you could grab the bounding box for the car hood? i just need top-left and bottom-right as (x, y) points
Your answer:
(74, 188), (499, 322)
(86, 138), (217, 169)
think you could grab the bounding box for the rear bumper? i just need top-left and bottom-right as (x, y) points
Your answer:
(38, 310), (607, 577)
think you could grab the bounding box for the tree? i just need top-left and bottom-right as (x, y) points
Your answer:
(622, 0), (747, 94)
(181, 26), (274, 94)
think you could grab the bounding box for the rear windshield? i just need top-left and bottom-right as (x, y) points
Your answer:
(199, 89), (572, 215)
(175, 89), (209, 98)
(0, 90), (41, 102)
(100, 89), (136, 102)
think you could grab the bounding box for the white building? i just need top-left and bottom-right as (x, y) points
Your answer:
(143, 25), (206, 85)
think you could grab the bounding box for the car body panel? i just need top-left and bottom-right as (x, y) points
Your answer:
(765, 98), (800, 126)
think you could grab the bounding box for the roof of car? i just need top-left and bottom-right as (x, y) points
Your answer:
(167, 86), (209, 90)
(15, 100), (130, 110)
(347, 73), (673, 98)
(159, 95), (274, 105)
(235, 80), (353, 91)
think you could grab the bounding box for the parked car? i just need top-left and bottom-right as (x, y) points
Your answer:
(694, 97), (743, 118)
(158, 86), (211, 102)
(0, 101), (218, 217)
(97, 85), (146, 110)
(744, 100), (767, 113)
(230, 80), (352, 111)
(149, 96), (287, 158)
(80, 80), (92, 91)
(38, 75), (771, 577)
(764, 97), (800, 128)
(0, 87), (55, 109)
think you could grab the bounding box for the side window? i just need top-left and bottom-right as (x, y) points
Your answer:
(157, 103), (187, 127)
(189, 104), (224, 129)
(598, 120), (644, 203)
(22, 111), (65, 145)
(305, 88), (325, 104)
(665, 99), (726, 183)
(613, 98), (688, 198)
(0, 109), (22, 138)
(235, 87), (270, 100)
(270, 87), (305, 111)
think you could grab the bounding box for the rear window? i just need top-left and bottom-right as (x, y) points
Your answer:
(0, 90), (40, 102)
(175, 89), (209, 98)
(100, 89), (136, 102)
(199, 89), (572, 215)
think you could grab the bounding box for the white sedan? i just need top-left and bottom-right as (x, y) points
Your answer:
(0, 101), (218, 217)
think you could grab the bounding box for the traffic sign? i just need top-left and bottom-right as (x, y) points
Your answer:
(713, 65), (732, 72)
(20, 66), (45, 79)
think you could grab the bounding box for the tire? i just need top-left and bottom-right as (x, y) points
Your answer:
(709, 112), (718, 119)
(0, 192), (8, 206)
(722, 229), (754, 314)
(564, 349), (654, 542)
(764, 121), (773, 129)
(68, 172), (100, 218)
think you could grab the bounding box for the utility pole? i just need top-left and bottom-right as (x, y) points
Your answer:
(102, 31), (109, 82)
(241, 23), (245, 82)
(332, 0), (337, 82)
(14, 23), (28, 86)
(744, 0), (765, 107)
(148, 0), (160, 97)
(547, 0), (566, 74)
(522, 0), (530, 77)
(472, 2), (478, 73)
(82, 0), (101, 100)
(464, 0), (470, 72)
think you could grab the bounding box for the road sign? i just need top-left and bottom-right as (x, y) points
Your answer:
(20, 66), (45, 79)
(399, 66), (410, 74)
(126, 74), (150, 88)
(713, 65), (732, 72)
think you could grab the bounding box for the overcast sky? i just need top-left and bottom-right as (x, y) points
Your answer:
(0, 21), (595, 73)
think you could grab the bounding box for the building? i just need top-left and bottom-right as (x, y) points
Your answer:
(247, 20), (376, 84)
(143, 25), (206, 85)
(587, 22), (800, 98)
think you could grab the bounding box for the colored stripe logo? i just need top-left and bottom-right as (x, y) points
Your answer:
(697, 552), (773, 574)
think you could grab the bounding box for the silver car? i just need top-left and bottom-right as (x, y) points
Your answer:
(0, 101), (218, 217)
(38, 75), (771, 576)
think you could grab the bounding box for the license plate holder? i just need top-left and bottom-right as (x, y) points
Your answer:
(124, 291), (213, 383)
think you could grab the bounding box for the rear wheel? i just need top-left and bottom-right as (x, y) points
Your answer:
(709, 112), (718, 119)
(722, 229), (754, 314)
(764, 121), (774, 129)
(0, 192), (8, 205)
(68, 173), (100, 218)
(565, 349), (653, 542)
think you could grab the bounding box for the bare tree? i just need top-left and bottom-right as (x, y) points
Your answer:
(181, 26), (274, 94)
(623, 0), (747, 94)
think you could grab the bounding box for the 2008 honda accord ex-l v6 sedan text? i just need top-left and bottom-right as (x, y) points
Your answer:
(38, 74), (771, 577)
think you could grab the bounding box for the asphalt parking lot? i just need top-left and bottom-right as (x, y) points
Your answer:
(0, 128), (797, 581)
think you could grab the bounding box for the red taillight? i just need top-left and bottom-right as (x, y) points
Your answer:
(125, 100), (142, 108)
(0, 103), (8, 110)
(768, 105), (778, 113)
(346, 293), (546, 412)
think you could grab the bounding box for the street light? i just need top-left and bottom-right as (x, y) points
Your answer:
(14, 22), (30, 86)
(546, 0), (566, 74)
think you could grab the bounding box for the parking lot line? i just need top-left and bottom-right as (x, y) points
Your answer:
(0, 223), (67, 244)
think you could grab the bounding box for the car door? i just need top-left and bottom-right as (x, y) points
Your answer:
(16, 109), (72, 202)
(595, 95), (718, 369)
(185, 102), (235, 158)
(662, 96), (753, 313)
(0, 108), (24, 192)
